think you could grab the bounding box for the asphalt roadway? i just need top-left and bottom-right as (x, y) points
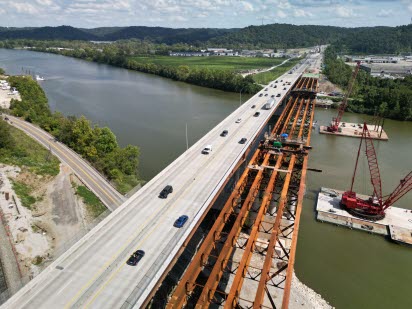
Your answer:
(3, 115), (125, 210)
(2, 54), (320, 309)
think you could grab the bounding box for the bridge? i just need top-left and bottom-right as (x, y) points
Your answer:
(2, 53), (322, 309)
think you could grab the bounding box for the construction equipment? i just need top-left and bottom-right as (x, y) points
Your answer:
(327, 61), (361, 132)
(341, 122), (412, 220)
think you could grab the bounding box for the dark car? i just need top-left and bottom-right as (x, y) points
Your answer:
(254, 112), (260, 117)
(174, 215), (189, 228)
(265, 93), (268, 96)
(220, 130), (228, 137)
(159, 185), (173, 199)
(251, 105), (256, 108)
(4, 117), (9, 121)
(264, 88), (268, 91)
(275, 80), (278, 83)
(283, 87), (287, 90)
(274, 85), (277, 88)
(239, 138), (247, 144)
(126, 250), (145, 266)
(276, 93), (281, 97)
(259, 93), (263, 97)
(271, 95), (275, 98)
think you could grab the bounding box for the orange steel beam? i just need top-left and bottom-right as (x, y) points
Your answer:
(195, 154), (272, 307)
(225, 155), (284, 308)
(281, 99), (315, 309)
(253, 154), (296, 308)
(167, 150), (261, 308)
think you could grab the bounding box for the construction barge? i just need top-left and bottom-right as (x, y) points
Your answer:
(316, 187), (412, 246)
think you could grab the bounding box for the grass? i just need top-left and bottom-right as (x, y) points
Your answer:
(76, 185), (107, 218)
(11, 180), (36, 209)
(252, 58), (302, 84)
(128, 55), (287, 72)
(0, 125), (60, 176)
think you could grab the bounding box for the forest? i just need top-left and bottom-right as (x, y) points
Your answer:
(0, 23), (411, 53)
(6, 76), (141, 193)
(323, 46), (412, 121)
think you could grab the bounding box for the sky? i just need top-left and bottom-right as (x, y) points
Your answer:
(0, 0), (411, 29)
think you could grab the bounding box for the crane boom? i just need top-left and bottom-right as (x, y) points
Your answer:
(383, 172), (412, 210)
(342, 122), (412, 220)
(328, 61), (361, 132)
(363, 124), (383, 202)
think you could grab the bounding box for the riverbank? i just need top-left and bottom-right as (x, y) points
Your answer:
(4, 73), (141, 194)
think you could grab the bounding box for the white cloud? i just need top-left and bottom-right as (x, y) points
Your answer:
(8, 2), (39, 15)
(241, 1), (255, 12)
(36, 0), (54, 6)
(334, 6), (357, 18)
(293, 8), (313, 17)
(277, 10), (288, 18)
(377, 9), (393, 17)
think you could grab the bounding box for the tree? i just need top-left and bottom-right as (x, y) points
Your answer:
(0, 119), (13, 149)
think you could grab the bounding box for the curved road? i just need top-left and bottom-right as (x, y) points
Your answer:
(4, 115), (125, 211)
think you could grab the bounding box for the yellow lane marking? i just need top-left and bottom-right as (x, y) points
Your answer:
(14, 119), (119, 205)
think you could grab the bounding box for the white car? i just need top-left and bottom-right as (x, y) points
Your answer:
(235, 118), (241, 123)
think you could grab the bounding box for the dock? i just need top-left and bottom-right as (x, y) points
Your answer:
(319, 122), (388, 140)
(316, 187), (412, 246)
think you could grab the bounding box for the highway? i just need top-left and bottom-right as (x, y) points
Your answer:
(3, 116), (125, 210)
(2, 53), (320, 309)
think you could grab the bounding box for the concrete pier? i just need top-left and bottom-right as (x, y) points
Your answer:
(319, 122), (388, 140)
(316, 187), (412, 246)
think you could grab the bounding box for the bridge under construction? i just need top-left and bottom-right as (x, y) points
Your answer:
(152, 76), (319, 309)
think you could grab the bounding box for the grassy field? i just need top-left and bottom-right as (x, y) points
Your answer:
(252, 58), (302, 84)
(0, 124), (60, 176)
(128, 55), (287, 71)
(76, 185), (106, 218)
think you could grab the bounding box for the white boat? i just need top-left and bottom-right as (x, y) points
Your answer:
(35, 75), (45, 81)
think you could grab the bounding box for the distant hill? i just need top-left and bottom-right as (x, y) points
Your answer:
(0, 24), (411, 53)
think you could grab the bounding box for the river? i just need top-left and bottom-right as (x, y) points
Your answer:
(1, 49), (412, 308)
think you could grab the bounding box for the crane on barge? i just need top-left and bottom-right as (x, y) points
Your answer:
(326, 61), (361, 132)
(341, 122), (412, 220)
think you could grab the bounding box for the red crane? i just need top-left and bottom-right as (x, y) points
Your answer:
(327, 61), (361, 132)
(341, 123), (412, 220)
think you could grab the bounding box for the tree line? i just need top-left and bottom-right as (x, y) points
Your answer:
(7, 76), (141, 193)
(323, 46), (412, 121)
(1, 24), (411, 53)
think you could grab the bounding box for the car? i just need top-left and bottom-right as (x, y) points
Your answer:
(202, 144), (212, 154)
(259, 93), (263, 97)
(283, 87), (287, 90)
(126, 250), (145, 266)
(4, 117), (9, 121)
(235, 118), (241, 123)
(251, 105), (256, 108)
(280, 79), (283, 82)
(254, 112), (260, 117)
(264, 88), (268, 91)
(265, 94), (268, 96)
(220, 130), (228, 137)
(159, 185), (173, 198)
(275, 80), (278, 83)
(271, 95), (275, 98)
(174, 215), (189, 228)
(274, 85), (277, 88)
(239, 138), (247, 144)
(276, 93), (281, 97)
(283, 83), (285, 86)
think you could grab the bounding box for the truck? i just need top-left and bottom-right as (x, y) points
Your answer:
(264, 99), (275, 110)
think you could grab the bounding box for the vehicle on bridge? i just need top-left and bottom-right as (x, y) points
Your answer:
(202, 145), (212, 154)
(174, 215), (189, 228)
(254, 112), (260, 117)
(126, 250), (145, 266)
(239, 137), (247, 144)
(159, 185), (173, 198)
(235, 118), (241, 123)
(264, 99), (275, 109)
(220, 130), (228, 137)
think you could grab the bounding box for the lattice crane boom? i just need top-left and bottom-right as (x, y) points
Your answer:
(328, 61), (361, 132)
(383, 172), (412, 210)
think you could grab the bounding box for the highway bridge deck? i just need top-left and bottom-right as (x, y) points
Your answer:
(2, 54), (321, 309)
